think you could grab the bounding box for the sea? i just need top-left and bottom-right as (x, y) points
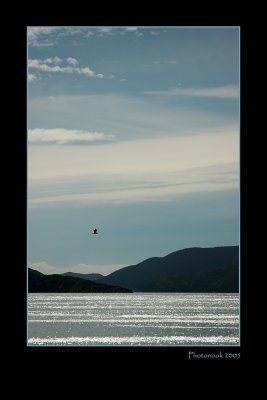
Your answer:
(28, 292), (239, 346)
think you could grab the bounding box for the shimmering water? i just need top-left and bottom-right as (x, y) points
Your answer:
(28, 293), (239, 346)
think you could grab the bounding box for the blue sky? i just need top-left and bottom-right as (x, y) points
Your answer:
(27, 26), (240, 275)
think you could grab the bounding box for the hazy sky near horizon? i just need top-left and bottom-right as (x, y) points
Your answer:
(27, 26), (239, 275)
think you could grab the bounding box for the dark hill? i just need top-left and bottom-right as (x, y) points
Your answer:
(61, 272), (103, 281)
(144, 264), (239, 292)
(98, 246), (239, 292)
(28, 268), (132, 293)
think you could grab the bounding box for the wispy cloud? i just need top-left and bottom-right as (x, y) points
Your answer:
(28, 57), (105, 79)
(125, 27), (138, 32)
(98, 28), (113, 34)
(28, 93), (239, 142)
(28, 162), (238, 207)
(28, 27), (57, 40)
(28, 73), (38, 82)
(124, 27), (143, 37)
(28, 128), (115, 145)
(28, 131), (238, 205)
(143, 85), (239, 99)
(27, 27), (59, 47)
(28, 26), (148, 47)
(28, 27), (89, 47)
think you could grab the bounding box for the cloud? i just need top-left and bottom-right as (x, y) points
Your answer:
(143, 85), (239, 98)
(28, 261), (125, 275)
(28, 73), (38, 82)
(125, 27), (138, 32)
(150, 30), (160, 36)
(28, 27), (88, 47)
(44, 56), (62, 64)
(27, 95), (239, 175)
(28, 57), (106, 79)
(28, 59), (66, 72)
(28, 162), (238, 207)
(28, 130), (239, 206)
(28, 128), (115, 145)
(28, 93), (239, 145)
(125, 27), (143, 37)
(79, 66), (95, 77)
(99, 28), (112, 34)
(135, 31), (143, 38)
(28, 27), (59, 40)
(28, 26), (146, 47)
(67, 57), (79, 66)
(28, 130), (238, 177)
(28, 172), (238, 207)
(27, 27), (59, 47)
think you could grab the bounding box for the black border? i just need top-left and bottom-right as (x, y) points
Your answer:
(11, 18), (249, 367)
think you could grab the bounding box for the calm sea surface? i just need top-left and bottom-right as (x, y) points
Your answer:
(28, 293), (239, 346)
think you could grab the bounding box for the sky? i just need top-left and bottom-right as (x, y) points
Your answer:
(27, 26), (240, 275)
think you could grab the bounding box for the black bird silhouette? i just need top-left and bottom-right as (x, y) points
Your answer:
(92, 228), (98, 234)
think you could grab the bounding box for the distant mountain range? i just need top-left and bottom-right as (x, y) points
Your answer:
(98, 246), (239, 292)
(28, 268), (132, 293)
(28, 246), (239, 293)
(61, 272), (103, 281)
